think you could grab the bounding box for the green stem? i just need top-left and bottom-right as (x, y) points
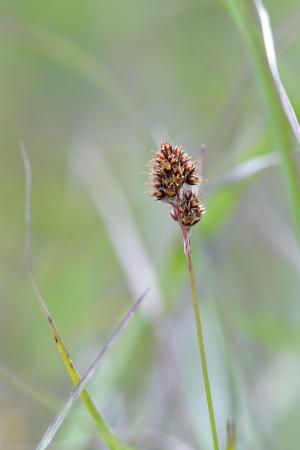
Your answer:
(180, 227), (219, 450)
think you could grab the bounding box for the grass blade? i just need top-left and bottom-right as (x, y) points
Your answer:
(207, 151), (280, 195)
(20, 142), (138, 450)
(222, 0), (300, 244)
(254, 0), (300, 144)
(37, 289), (148, 450)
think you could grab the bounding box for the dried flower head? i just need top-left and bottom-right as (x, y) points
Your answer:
(150, 142), (200, 201)
(172, 191), (205, 227)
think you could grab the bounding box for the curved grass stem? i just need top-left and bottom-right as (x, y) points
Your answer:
(20, 143), (134, 450)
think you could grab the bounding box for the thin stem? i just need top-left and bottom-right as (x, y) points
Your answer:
(179, 226), (219, 450)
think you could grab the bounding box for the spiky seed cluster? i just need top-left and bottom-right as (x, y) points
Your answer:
(175, 191), (205, 227)
(149, 142), (205, 229)
(151, 142), (200, 201)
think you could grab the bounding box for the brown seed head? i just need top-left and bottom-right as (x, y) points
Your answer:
(174, 191), (205, 227)
(150, 142), (200, 201)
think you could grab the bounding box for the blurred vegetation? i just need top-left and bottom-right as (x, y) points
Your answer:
(1, 0), (300, 449)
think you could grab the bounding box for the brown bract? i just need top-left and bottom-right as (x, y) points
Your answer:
(150, 142), (200, 201)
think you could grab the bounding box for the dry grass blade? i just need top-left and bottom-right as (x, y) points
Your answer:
(20, 142), (138, 450)
(20, 142), (52, 321)
(255, 0), (300, 144)
(37, 288), (148, 450)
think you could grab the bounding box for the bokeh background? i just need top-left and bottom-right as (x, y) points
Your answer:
(1, 0), (300, 449)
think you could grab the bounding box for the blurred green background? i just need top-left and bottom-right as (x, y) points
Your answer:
(1, 0), (300, 449)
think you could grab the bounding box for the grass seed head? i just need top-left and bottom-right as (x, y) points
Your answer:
(150, 142), (200, 201)
(176, 191), (205, 227)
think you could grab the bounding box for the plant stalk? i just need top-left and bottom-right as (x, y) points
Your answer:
(179, 223), (219, 450)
